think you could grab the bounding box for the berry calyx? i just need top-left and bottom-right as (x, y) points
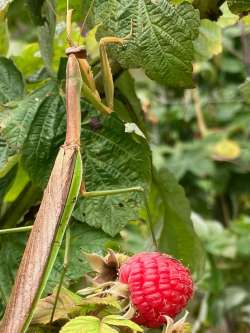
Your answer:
(118, 252), (194, 328)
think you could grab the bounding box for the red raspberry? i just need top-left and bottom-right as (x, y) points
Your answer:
(118, 252), (193, 328)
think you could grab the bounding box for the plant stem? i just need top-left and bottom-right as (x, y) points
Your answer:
(0, 226), (32, 235)
(191, 88), (208, 138)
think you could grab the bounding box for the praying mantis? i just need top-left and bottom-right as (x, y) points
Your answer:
(0, 6), (155, 333)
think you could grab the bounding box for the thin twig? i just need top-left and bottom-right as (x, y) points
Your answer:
(191, 88), (208, 138)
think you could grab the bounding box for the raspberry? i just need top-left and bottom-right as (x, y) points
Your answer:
(118, 252), (193, 328)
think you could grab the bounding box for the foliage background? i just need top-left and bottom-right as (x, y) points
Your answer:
(0, 0), (250, 332)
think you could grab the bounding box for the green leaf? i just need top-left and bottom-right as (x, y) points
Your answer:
(79, 295), (121, 310)
(217, 3), (239, 28)
(26, 0), (56, 74)
(227, 0), (250, 14)
(32, 286), (83, 325)
(4, 161), (30, 202)
(73, 112), (151, 236)
(93, 0), (199, 88)
(60, 316), (100, 333)
(22, 92), (66, 187)
(154, 169), (205, 277)
(60, 315), (142, 333)
(13, 43), (44, 78)
(0, 81), (56, 167)
(194, 19), (222, 61)
(0, 163), (17, 202)
(0, 13), (9, 56)
(25, 0), (45, 25)
(37, 0), (56, 75)
(0, 57), (24, 103)
(164, 139), (216, 180)
(115, 71), (147, 136)
(103, 315), (143, 332)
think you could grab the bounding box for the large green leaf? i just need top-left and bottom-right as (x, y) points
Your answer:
(22, 92), (66, 187)
(154, 169), (205, 277)
(60, 315), (142, 333)
(115, 71), (147, 136)
(0, 81), (56, 168)
(0, 57), (24, 103)
(103, 315), (143, 332)
(227, 0), (250, 14)
(92, 0), (199, 88)
(73, 112), (151, 236)
(194, 19), (222, 61)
